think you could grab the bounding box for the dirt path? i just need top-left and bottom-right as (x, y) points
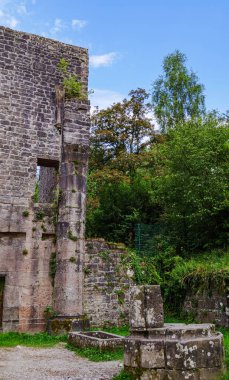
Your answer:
(0, 344), (122, 380)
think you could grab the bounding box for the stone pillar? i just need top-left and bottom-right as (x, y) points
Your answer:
(129, 285), (164, 331)
(53, 100), (90, 317)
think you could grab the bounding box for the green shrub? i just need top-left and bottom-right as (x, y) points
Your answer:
(120, 249), (161, 285)
(63, 74), (86, 99)
(163, 250), (229, 313)
(57, 58), (70, 73)
(35, 210), (45, 221)
(57, 58), (85, 100)
(43, 305), (57, 320)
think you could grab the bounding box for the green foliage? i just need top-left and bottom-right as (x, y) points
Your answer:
(34, 181), (39, 202)
(35, 210), (45, 221)
(152, 50), (205, 132)
(219, 328), (229, 374)
(152, 118), (229, 252)
(57, 58), (85, 100)
(120, 250), (161, 285)
(49, 252), (57, 283)
(22, 210), (29, 217)
(63, 74), (85, 99)
(22, 249), (28, 255)
(98, 250), (110, 260)
(68, 230), (78, 241)
(67, 343), (124, 362)
(69, 256), (76, 263)
(163, 251), (229, 313)
(115, 289), (125, 304)
(95, 325), (129, 336)
(83, 266), (91, 275)
(91, 88), (154, 158)
(43, 305), (57, 320)
(57, 58), (70, 74)
(0, 332), (67, 347)
(113, 370), (134, 380)
(87, 88), (158, 244)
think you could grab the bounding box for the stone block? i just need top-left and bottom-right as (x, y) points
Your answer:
(140, 340), (165, 369)
(124, 338), (140, 368)
(145, 286), (164, 329)
(129, 286), (164, 331)
(165, 334), (224, 369)
(129, 286), (146, 330)
(68, 331), (124, 351)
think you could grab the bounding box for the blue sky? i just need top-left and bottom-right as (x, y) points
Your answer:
(0, 0), (228, 113)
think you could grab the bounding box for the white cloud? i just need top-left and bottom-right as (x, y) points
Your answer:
(49, 18), (65, 35)
(17, 3), (28, 15)
(90, 52), (119, 68)
(0, 0), (32, 29)
(8, 16), (20, 27)
(90, 89), (124, 112)
(0, 7), (20, 28)
(72, 18), (87, 30)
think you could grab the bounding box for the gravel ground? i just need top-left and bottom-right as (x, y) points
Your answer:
(0, 344), (122, 380)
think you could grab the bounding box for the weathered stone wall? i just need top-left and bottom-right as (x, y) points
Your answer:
(0, 26), (90, 331)
(184, 290), (229, 328)
(83, 239), (132, 327)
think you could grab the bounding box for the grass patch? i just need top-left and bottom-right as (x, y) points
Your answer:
(0, 332), (67, 348)
(219, 328), (229, 379)
(66, 343), (124, 362)
(113, 369), (134, 380)
(91, 325), (129, 337)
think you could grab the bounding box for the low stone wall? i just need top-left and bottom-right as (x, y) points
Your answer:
(83, 239), (132, 327)
(184, 290), (228, 328)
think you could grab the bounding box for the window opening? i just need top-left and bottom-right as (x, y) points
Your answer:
(34, 159), (59, 203)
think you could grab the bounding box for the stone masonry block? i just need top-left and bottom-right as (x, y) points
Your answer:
(124, 338), (140, 368)
(130, 286), (164, 330)
(140, 340), (165, 369)
(165, 334), (224, 369)
(145, 286), (164, 328)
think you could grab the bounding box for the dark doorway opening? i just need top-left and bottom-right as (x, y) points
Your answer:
(0, 277), (5, 329)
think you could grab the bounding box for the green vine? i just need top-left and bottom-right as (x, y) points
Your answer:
(49, 252), (57, 285)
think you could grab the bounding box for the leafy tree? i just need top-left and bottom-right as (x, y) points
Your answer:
(153, 117), (229, 253)
(90, 88), (154, 168)
(152, 50), (205, 132)
(86, 89), (161, 244)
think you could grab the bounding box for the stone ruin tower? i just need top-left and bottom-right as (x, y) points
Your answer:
(0, 26), (90, 331)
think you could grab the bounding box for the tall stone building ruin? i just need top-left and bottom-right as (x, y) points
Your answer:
(0, 26), (131, 332)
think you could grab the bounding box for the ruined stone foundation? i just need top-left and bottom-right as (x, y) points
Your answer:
(124, 286), (225, 380)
